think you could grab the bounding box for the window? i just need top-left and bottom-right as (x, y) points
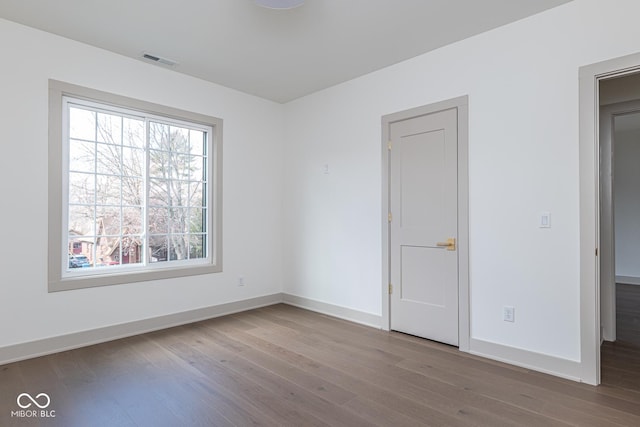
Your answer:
(49, 80), (222, 291)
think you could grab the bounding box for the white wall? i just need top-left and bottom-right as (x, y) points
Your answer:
(283, 0), (640, 364)
(0, 18), (284, 349)
(614, 125), (640, 279)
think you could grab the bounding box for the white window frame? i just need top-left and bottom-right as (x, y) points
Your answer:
(49, 80), (223, 292)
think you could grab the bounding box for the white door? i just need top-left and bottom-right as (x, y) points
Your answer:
(389, 108), (459, 346)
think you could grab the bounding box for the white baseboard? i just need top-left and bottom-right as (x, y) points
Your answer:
(469, 338), (583, 382)
(0, 293), (283, 366)
(616, 275), (640, 285)
(282, 293), (382, 328)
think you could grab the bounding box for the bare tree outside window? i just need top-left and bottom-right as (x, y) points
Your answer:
(67, 104), (208, 271)
(148, 121), (207, 263)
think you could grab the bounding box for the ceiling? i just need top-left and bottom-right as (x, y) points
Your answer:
(0, 0), (572, 103)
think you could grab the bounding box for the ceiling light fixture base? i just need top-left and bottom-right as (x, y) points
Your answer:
(254, 0), (305, 10)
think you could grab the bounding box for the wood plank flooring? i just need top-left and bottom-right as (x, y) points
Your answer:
(616, 283), (640, 346)
(600, 283), (640, 394)
(1, 303), (640, 426)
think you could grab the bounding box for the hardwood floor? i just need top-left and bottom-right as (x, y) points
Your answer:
(616, 283), (640, 346)
(2, 304), (640, 426)
(600, 283), (640, 395)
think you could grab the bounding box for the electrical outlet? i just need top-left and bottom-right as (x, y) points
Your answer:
(238, 276), (245, 286)
(503, 306), (515, 322)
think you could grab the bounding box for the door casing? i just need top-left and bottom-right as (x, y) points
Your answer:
(381, 96), (470, 352)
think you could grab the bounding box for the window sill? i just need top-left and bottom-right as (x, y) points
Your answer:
(49, 263), (221, 292)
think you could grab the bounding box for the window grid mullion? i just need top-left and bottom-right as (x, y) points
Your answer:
(143, 118), (151, 267)
(187, 130), (191, 260)
(92, 112), (98, 267)
(119, 115), (124, 267)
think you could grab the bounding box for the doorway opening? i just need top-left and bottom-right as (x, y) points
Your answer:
(599, 75), (640, 391)
(580, 53), (640, 386)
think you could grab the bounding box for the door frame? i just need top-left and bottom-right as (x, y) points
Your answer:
(579, 51), (640, 385)
(381, 96), (470, 352)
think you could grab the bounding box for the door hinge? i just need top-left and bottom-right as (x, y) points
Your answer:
(388, 212), (392, 222)
(389, 284), (393, 294)
(388, 141), (392, 150)
(595, 248), (598, 256)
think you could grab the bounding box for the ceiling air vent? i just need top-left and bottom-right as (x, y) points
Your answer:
(142, 52), (177, 67)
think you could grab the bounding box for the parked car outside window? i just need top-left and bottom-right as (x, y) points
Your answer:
(69, 255), (91, 268)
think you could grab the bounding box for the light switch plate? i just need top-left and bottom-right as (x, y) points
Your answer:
(540, 212), (551, 228)
(503, 306), (515, 322)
